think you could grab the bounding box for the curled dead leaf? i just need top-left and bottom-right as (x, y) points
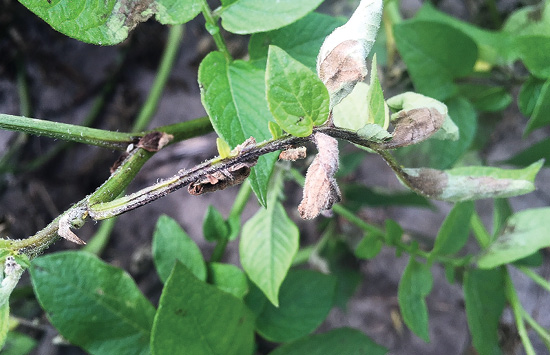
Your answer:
(298, 133), (341, 219)
(279, 146), (307, 161)
(381, 107), (445, 149)
(58, 210), (87, 245)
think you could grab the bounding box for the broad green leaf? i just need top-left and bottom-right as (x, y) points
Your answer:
(203, 205), (229, 242)
(2, 331), (37, 355)
(518, 76), (546, 117)
(477, 207), (550, 268)
(153, 215), (206, 283)
(266, 46), (330, 137)
(30, 251), (155, 355)
(18, 0), (200, 45)
(431, 201), (474, 256)
(255, 270), (336, 342)
(249, 12), (345, 70)
(402, 160), (543, 202)
(385, 219), (403, 245)
(525, 78), (550, 135)
(355, 234), (383, 260)
(394, 21), (478, 101)
(151, 262), (254, 355)
(457, 84), (512, 112)
(503, 3), (550, 37)
(333, 82), (371, 131)
(198, 51), (277, 206)
(220, 0), (323, 34)
(463, 268), (506, 355)
(268, 327), (387, 355)
(395, 97), (476, 169)
(503, 137), (550, 168)
(0, 302), (7, 350)
(514, 36), (550, 79)
(398, 257), (432, 342)
(240, 200), (299, 306)
(208, 262), (249, 299)
(367, 55), (388, 129)
(343, 184), (431, 211)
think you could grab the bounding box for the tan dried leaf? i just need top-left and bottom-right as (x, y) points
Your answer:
(382, 107), (445, 149)
(58, 212), (86, 245)
(279, 146), (307, 161)
(298, 133), (341, 219)
(137, 132), (174, 152)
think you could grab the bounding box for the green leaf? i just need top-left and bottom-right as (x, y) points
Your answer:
(402, 160), (543, 202)
(356, 123), (391, 142)
(198, 51), (277, 206)
(30, 251), (155, 355)
(477, 207), (550, 268)
(240, 200), (299, 306)
(207, 262), (249, 299)
(266, 46), (330, 137)
(18, 0), (200, 45)
(333, 82), (371, 131)
(249, 12), (345, 70)
(395, 96), (477, 169)
(394, 21), (478, 101)
(254, 270), (336, 342)
(398, 257), (432, 342)
(151, 262), (254, 355)
(220, 0), (324, 34)
(463, 268), (506, 355)
(431, 201), (474, 256)
(355, 234), (383, 260)
(503, 137), (550, 168)
(514, 36), (550, 79)
(525, 78), (550, 135)
(2, 331), (37, 355)
(492, 198), (512, 238)
(457, 84), (512, 112)
(343, 184), (431, 211)
(503, 3), (550, 37)
(385, 219), (403, 246)
(153, 215), (206, 283)
(268, 327), (387, 355)
(367, 55), (388, 129)
(203, 205), (229, 242)
(518, 76), (545, 117)
(0, 302), (8, 351)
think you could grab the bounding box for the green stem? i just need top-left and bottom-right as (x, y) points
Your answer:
(210, 183), (252, 263)
(517, 266), (550, 293)
(506, 272), (536, 355)
(521, 307), (550, 349)
(0, 114), (136, 150)
(132, 25), (184, 132)
(201, 0), (231, 60)
(470, 212), (492, 249)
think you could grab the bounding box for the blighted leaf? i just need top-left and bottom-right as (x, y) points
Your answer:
(198, 52), (277, 206)
(269, 327), (387, 355)
(317, 0), (383, 107)
(220, 0), (324, 34)
(382, 107), (446, 149)
(477, 207), (550, 268)
(503, 2), (550, 37)
(298, 133), (341, 219)
(463, 268), (506, 355)
(398, 257), (432, 342)
(400, 160), (543, 202)
(266, 46), (330, 137)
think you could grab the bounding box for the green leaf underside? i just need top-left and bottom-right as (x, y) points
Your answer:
(266, 46), (330, 137)
(30, 251), (155, 355)
(394, 21), (478, 101)
(398, 258), (433, 342)
(477, 207), (550, 268)
(395, 97), (476, 169)
(431, 201), (474, 256)
(333, 82), (370, 131)
(463, 268), (506, 355)
(240, 200), (299, 306)
(152, 215), (206, 283)
(220, 0), (324, 34)
(208, 262), (249, 299)
(269, 327), (387, 355)
(198, 51), (277, 206)
(18, 0), (201, 45)
(249, 12), (345, 71)
(254, 270), (336, 342)
(151, 262), (254, 355)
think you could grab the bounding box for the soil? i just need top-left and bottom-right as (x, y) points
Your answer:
(1, 1), (549, 354)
